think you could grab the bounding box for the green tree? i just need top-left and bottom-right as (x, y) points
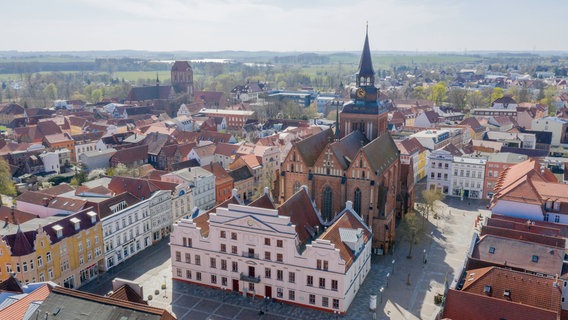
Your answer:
(467, 90), (484, 109)
(43, 83), (58, 101)
(429, 82), (447, 106)
(70, 167), (87, 186)
(90, 89), (103, 103)
(417, 189), (445, 222)
(447, 88), (468, 110)
(540, 86), (558, 111)
(413, 85), (425, 100)
(0, 158), (17, 197)
(489, 87), (504, 105)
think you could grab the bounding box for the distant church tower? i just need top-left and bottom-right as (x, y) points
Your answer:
(339, 27), (388, 140)
(171, 61), (194, 98)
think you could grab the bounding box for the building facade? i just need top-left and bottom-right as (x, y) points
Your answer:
(0, 209), (103, 289)
(171, 188), (372, 314)
(426, 150), (453, 195)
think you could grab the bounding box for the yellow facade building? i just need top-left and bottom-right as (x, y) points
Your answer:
(0, 209), (103, 289)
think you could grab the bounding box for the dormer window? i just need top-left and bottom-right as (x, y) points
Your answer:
(532, 255), (539, 263)
(488, 247), (495, 254)
(53, 225), (63, 239)
(87, 211), (97, 224)
(503, 289), (511, 298)
(484, 285), (491, 294)
(70, 217), (80, 231)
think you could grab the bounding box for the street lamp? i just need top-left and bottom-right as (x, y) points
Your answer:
(386, 272), (390, 288)
(379, 287), (384, 304)
(423, 249), (427, 264)
(392, 259), (395, 274)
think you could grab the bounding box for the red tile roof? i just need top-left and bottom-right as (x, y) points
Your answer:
(277, 187), (323, 248)
(319, 205), (372, 270)
(444, 288), (558, 320)
(203, 162), (234, 186)
(0, 284), (52, 320)
(460, 267), (561, 314)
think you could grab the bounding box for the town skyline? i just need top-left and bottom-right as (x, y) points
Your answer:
(5, 0), (568, 53)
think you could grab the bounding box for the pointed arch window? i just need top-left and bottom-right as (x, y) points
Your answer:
(322, 187), (333, 222)
(353, 188), (362, 216)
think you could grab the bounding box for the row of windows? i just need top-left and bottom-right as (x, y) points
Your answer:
(175, 267), (340, 309)
(174, 254), (337, 290)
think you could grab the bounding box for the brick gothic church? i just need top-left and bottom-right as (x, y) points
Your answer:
(279, 30), (400, 253)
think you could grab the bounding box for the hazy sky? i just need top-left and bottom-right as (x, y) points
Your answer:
(4, 0), (567, 52)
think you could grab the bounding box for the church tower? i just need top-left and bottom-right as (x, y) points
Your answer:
(171, 61), (194, 98)
(339, 27), (388, 140)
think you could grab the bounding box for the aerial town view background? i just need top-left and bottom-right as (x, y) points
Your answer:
(0, 1), (568, 319)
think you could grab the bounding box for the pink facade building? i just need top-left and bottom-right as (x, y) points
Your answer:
(170, 187), (372, 314)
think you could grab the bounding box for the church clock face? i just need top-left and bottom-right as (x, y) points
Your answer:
(356, 88), (366, 99)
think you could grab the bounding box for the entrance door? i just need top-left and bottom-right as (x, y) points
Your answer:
(232, 279), (239, 292)
(265, 286), (272, 298)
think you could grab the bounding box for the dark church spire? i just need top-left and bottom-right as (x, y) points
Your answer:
(356, 24), (375, 87)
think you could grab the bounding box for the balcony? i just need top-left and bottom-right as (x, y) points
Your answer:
(240, 273), (261, 283)
(241, 251), (259, 259)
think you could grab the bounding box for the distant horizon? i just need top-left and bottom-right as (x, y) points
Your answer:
(2, 49), (567, 56)
(4, 0), (568, 53)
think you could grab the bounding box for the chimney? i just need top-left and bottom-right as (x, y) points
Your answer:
(42, 197), (50, 207)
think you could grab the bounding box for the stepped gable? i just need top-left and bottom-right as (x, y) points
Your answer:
(193, 194), (241, 237)
(294, 128), (334, 167)
(361, 133), (399, 176)
(277, 187), (322, 247)
(331, 130), (367, 170)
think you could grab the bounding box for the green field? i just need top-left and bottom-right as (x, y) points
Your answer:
(0, 71), (171, 82)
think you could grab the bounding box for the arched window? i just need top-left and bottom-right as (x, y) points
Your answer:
(293, 181), (301, 194)
(322, 186), (333, 222)
(353, 188), (362, 216)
